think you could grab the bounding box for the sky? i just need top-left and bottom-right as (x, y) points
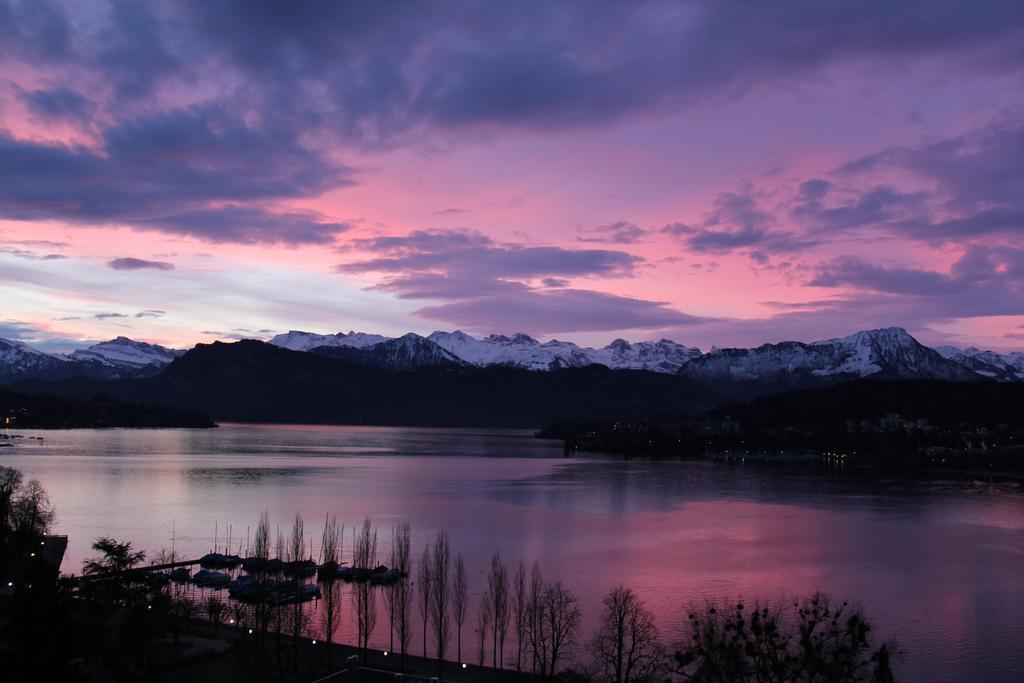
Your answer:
(1, 0), (1024, 353)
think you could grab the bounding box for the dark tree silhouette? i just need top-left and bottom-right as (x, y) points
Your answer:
(82, 537), (146, 575)
(430, 530), (451, 677)
(588, 586), (666, 683)
(543, 581), (581, 680)
(673, 593), (897, 683)
(417, 544), (433, 658)
(486, 552), (510, 670)
(453, 552), (468, 664)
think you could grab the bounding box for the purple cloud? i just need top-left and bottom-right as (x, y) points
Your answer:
(338, 229), (640, 300)
(810, 246), (1024, 318)
(0, 105), (354, 245)
(577, 221), (647, 244)
(833, 121), (1024, 242)
(0, 246), (66, 261)
(416, 289), (710, 334)
(665, 190), (818, 259)
(337, 229), (706, 332)
(108, 257), (175, 272)
(17, 86), (95, 122)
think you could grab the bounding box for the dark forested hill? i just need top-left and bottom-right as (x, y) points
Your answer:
(0, 386), (215, 428)
(14, 339), (724, 427)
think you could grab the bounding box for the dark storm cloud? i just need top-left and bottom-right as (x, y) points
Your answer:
(174, 0), (1024, 136)
(0, 0), (71, 63)
(2, 0), (1024, 248)
(107, 257), (175, 271)
(17, 87), (96, 122)
(7, 0), (1024, 139)
(0, 105), (354, 244)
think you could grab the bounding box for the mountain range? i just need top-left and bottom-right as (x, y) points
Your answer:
(1, 327), (1021, 386)
(3, 325), (1021, 426)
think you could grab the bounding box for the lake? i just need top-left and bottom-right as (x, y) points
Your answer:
(3, 424), (1022, 681)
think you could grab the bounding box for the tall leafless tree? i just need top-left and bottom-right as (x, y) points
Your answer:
(384, 525), (398, 652)
(588, 586), (666, 683)
(543, 581), (581, 680)
(353, 518), (378, 662)
(430, 530), (451, 677)
(486, 552), (510, 671)
(288, 513), (309, 670)
(320, 515), (343, 672)
(476, 594), (492, 682)
(417, 544), (433, 658)
(528, 561), (546, 675)
(512, 559), (527, 673)
(393, 523), (413, 673)
(452, 553), (468, 664)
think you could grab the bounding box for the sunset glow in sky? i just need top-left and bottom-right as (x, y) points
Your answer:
(2, 1), (1024, 352)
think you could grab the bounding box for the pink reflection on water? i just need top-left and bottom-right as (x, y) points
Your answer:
(3, 425), (1023, 682)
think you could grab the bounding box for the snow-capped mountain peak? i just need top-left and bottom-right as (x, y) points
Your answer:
(0, 337), (73, 383)
(68, 336), (183, 369)
(681, 327), (978, 384)
(933, 344), (1024, 381)
(269, 330), (388, 352)
(6, 326), (1020, 386)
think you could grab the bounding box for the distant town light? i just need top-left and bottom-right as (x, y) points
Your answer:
(462, 663), (468, 669)
(312, 639), (317, 645)
(383, 650), (389, 656)
(248, 629), (253, 635)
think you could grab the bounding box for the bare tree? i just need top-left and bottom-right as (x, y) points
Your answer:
(353, 518), (378, 662)
(527, 562), (548, 676)
(247, 512), (276, 675)
(453, 553), (468, 664)
(392, 522), (413, 672)
(272, 526), (288, 679)
(671, 593), (896, 683)
(417, 544), (433, 658)
(288, 513), (309, 670)
(589, 586), (665, 683)
(430, 530), (451, 677)
(0, 466), (23, 547)
(476, 594), (492, 682)
(512, 559), (527, 673)
(11, 478), (55, 540)
(205, 595), (226, 636)
(486, 552), (510, 671)
(320, 515), (343, 672)
(384, 526), (398, 652)
(542, 582), (581, 680)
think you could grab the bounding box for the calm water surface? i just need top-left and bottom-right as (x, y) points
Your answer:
(3, 424), (1023, 682)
